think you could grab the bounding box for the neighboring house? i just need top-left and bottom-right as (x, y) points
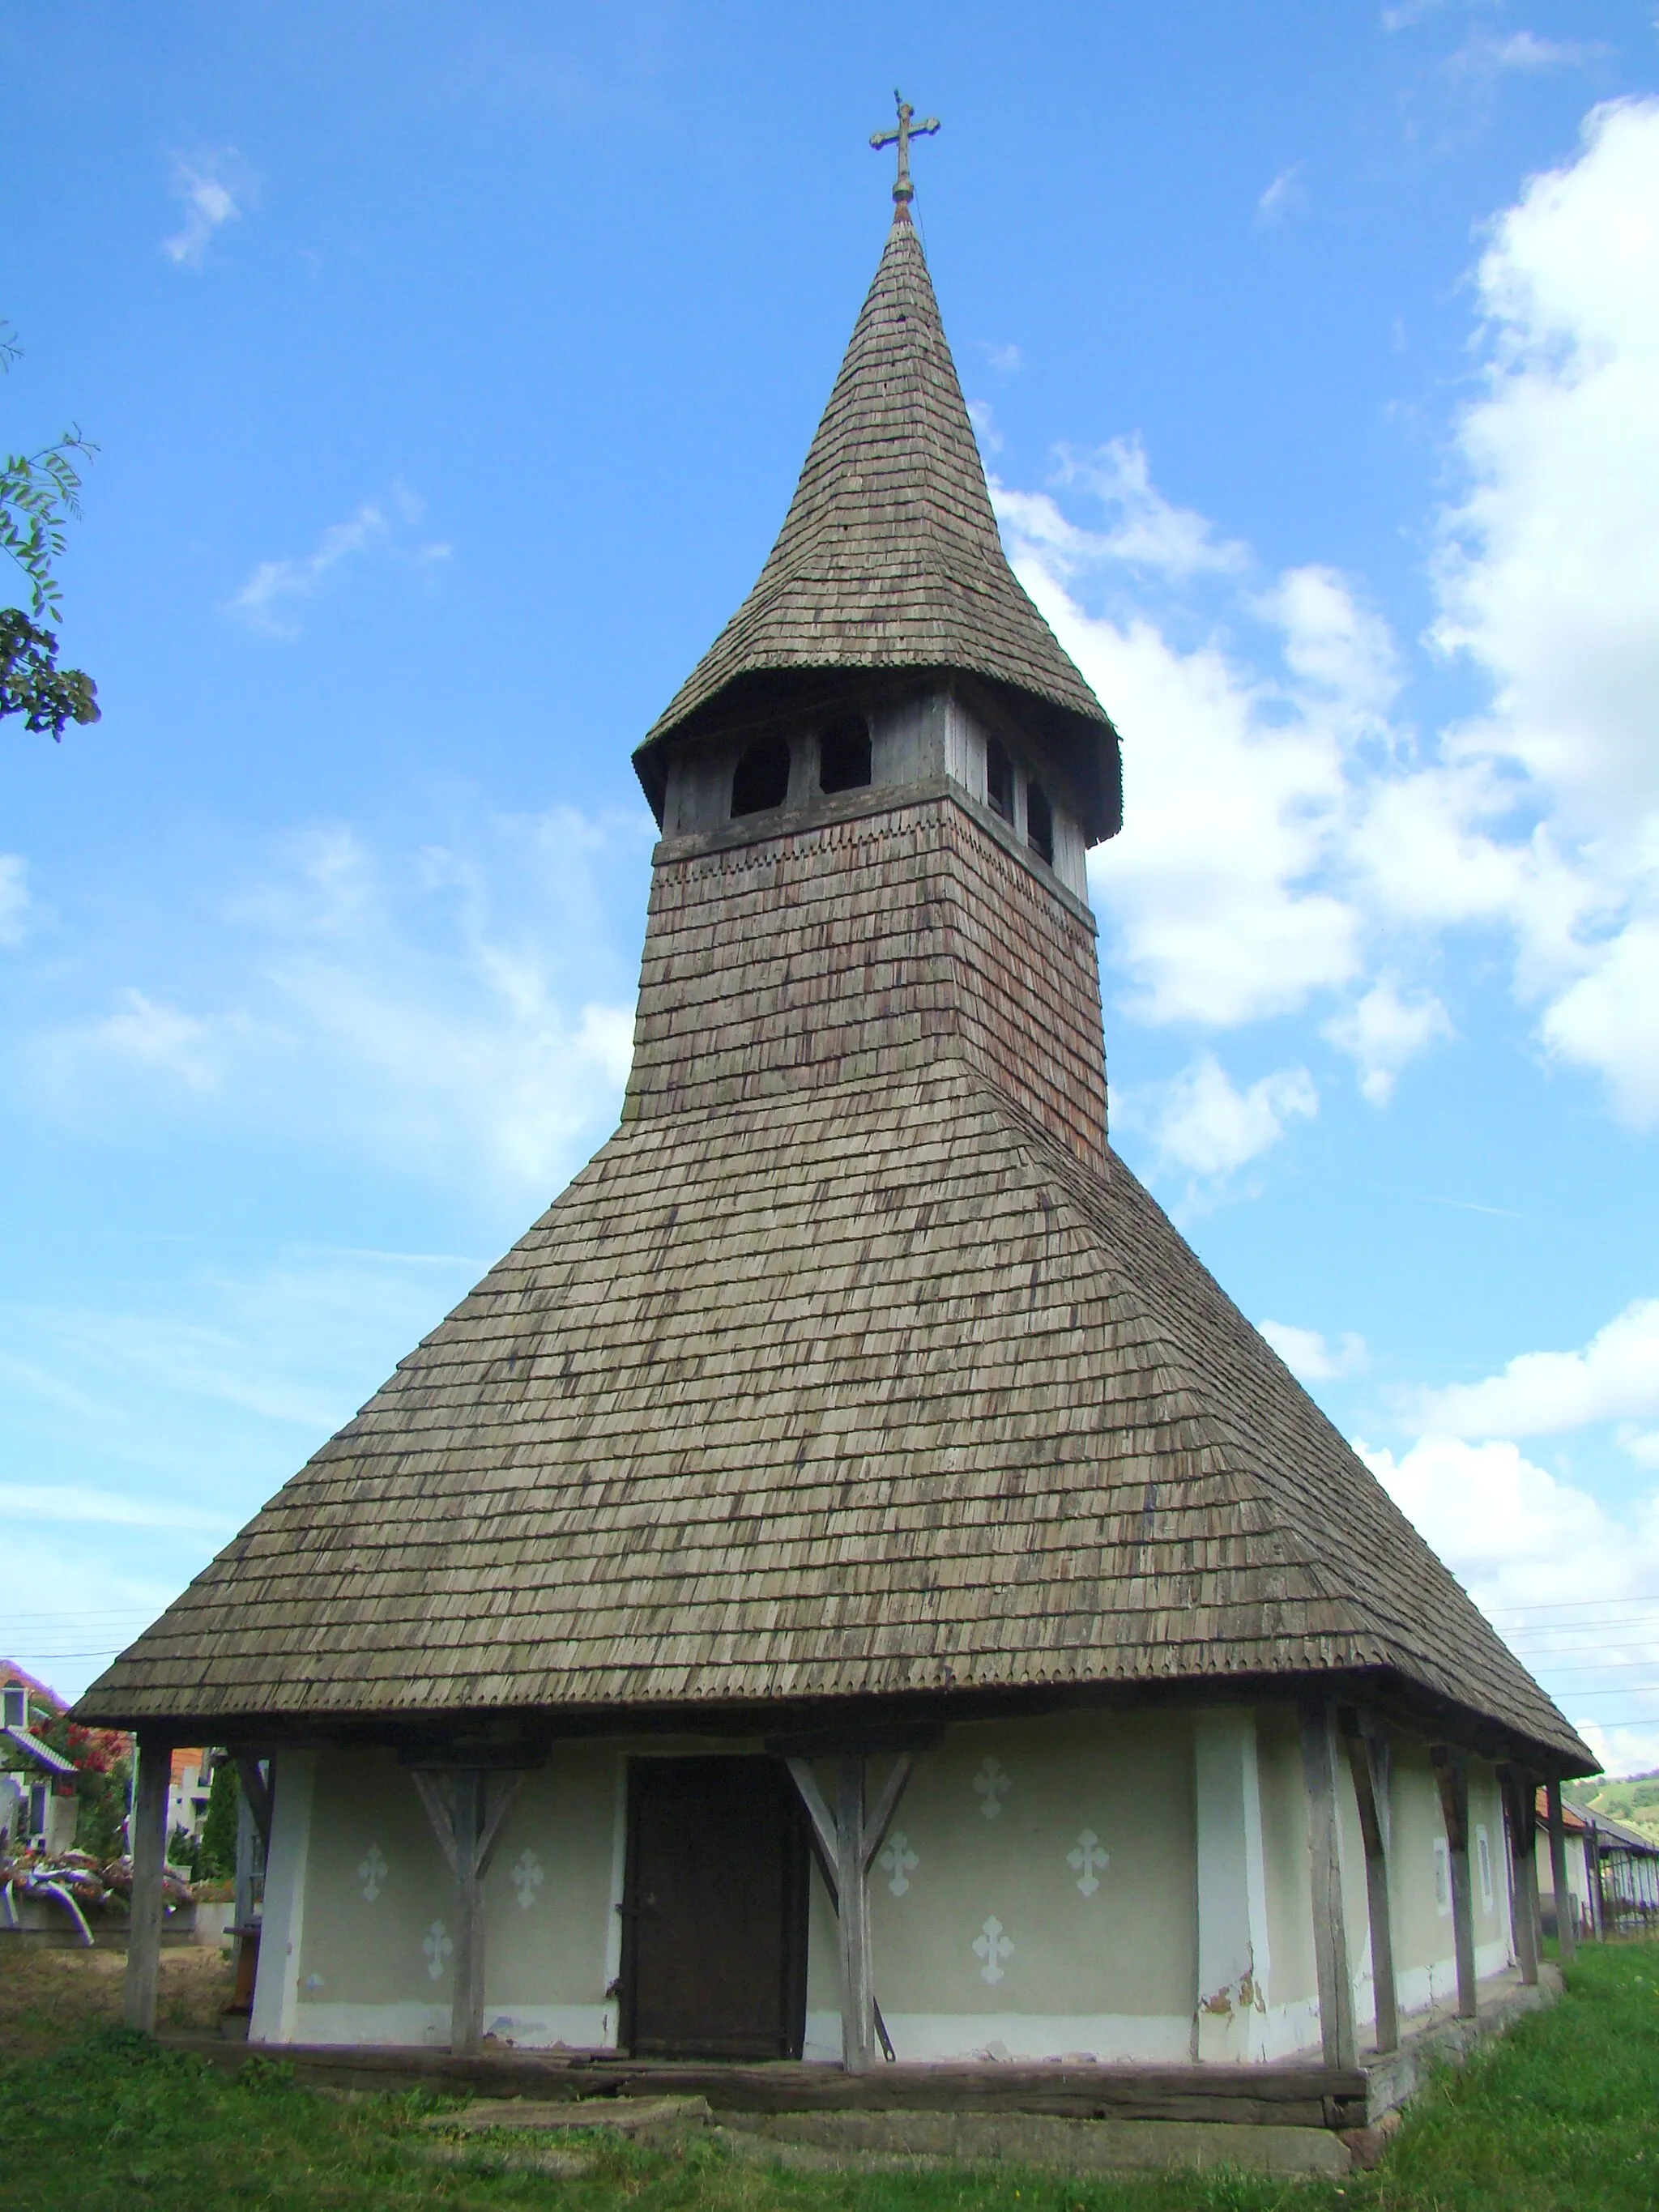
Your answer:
(1, 1669), (79, 1856)
(1584, 1807), (1659, 1934)
(168, 1748), (213, 1850)
(1533, 1788), (1595, 1940)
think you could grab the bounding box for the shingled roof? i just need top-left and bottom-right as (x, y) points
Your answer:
(634, 219), (1120, 837)
(78, 1059), (1588, 1770)
(77, 202), (1588, 1783)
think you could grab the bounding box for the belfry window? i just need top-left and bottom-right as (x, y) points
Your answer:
(817, 714), (872, 795)
(731, 733), (791, 817)
(985, 738), (1015, 823)
(1026, 780), (1055, 867)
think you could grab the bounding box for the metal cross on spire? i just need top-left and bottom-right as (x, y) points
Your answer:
(871, 91), (939, 221)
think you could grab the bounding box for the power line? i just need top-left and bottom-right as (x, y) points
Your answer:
(1482, 1595), (1659, 1617)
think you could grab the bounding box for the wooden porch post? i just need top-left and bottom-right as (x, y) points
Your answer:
(1432, 1748), (1478, 2016)
(1341, 1711), (1397, 2054)
(1546, 1779), (1576, 1963)
(835, 1757), (874, 2073)
(1500, 1767), (1540, 1986)
(785, 1749), (913, 2072)
(450, 1771), (488, 2057)
(1300, 1700), (1356, 2069)
(229, 1757), (271, 2017)
(123, 1732), (172, 2031)
(412, 1768), (523, 2058)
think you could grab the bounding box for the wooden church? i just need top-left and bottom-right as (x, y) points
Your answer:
(83, 119), (1591, 2081)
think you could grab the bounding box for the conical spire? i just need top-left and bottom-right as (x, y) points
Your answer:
(637, 221), (1118, 833)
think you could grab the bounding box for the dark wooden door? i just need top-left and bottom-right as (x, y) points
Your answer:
(621, 1756), (808, 2059)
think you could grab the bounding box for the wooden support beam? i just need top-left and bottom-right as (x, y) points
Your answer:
(1300, 1701), (1356, 2069)
(1341, 1711), (1397, 2056)
(784, 1757), (838, 1894)
(1433, 1748), (1479, 2017)
(123, 1733), (172, 2032)
(411, 1767), (524, 2056)
(785, 1753), (909, 2067)
(1546, 1779), (1576, 1963)
(235, 1756), (273, 1848)
(835, 1756), (875, 2073)
(1499, 1767), (1540, 1986)
(450, 1772), (488, 2059)
(862, 1753), (914, 1876)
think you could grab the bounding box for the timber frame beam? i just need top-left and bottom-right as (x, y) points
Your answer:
(1339, 1707), (1397, 2055)
(1499, 1764), (1542, 1986)
(785, 1750), (915, 2071)
(1432, 1747), (1479, 2017)
(122, 1731), (173, 2033)
(411, 1767), (524, 2056)
(1299, 1700), (1357, 2069)
(1545, 1778), (1577, 1963)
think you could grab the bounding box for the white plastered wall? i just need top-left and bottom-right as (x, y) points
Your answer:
(254, 1744), (621, 2050)
(804, 1710), (1197, 2064)
(1385, 1745), (1514, 2024)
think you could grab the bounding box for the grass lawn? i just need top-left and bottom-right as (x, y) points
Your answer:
(2, 1942), (1657, 2210)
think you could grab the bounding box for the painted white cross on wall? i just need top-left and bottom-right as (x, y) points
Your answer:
(423, 1919), (453, 1980)
(510, 1847), (544, 1910)
(973, 1756), (1011, 1820)
(357, 1843), (387, 1902)
(1068, 1829), (1109, 1895)
(974, 1916), (1013, 1984)
(879, 1831), (919, 1895)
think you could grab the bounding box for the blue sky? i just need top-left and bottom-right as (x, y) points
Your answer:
(4, 2), (1659, 1774)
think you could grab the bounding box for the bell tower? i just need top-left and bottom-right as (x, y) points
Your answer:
(624, 143), (1122, 1172)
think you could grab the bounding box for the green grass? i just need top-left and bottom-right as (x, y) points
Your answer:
(2, 1945), (1656, 2211)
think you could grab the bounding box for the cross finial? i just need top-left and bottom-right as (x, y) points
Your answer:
(870, 90), (940, 223)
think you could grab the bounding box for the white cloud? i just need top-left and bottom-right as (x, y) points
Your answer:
(1256, 164), (1305, 225)
(966, 399), (1003, 455)
(29, 808), (646, 1198)
(1380, 0), (1445, 27)
(1538, 917), (1659, 1126)
(1323, 978), (1452, 1103)
(1133, 1052), (1317, 1178)
(1259, 1319), (1368, 1381)
(1447, 31), (1606, 77)
(978, 341), (1024, 376)
(245, 820), (638, 1188)
(1261, 565), (1398, 726)
(1414, 1298), (1659, 1438)
(228, 484), (451, 638)
(1006, 555), (1363, 1028)
(1427, 98), (1659, 1120)
(0, 854), (29, 947)
(1363, 1432), (1659, 1774)
(79, 988), (219, 1091)
(0, 1484), (228, 1533)
(1017, 437), (1248, 581)
(988, 100), (1659, 1133)
(162, 151), (249, 268)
